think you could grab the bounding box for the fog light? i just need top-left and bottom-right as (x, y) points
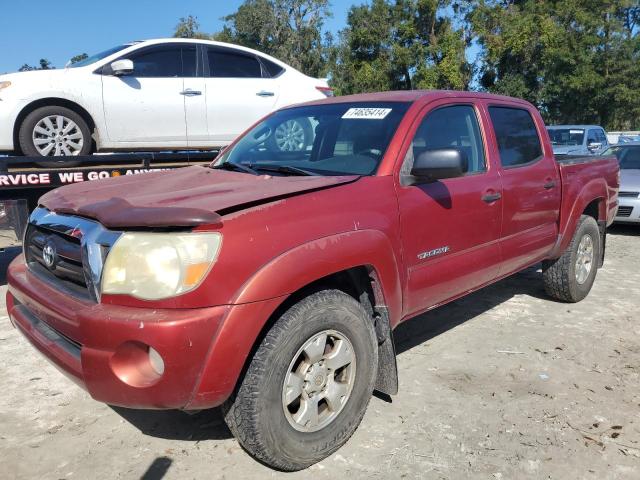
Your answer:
(148, 347), (165, 375)
(111, 341), (164, 387)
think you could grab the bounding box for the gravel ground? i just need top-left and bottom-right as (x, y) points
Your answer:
(0, 226), (639, 479)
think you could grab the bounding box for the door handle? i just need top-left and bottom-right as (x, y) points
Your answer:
(482, 192), (502, 203)
(180, 89), (202, 96)
(543, 180), (556, 189)
(256, 90), (275, 97)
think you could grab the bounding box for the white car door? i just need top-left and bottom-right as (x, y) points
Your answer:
(203, 46), (280, 143)
(101, 44), (189, 146)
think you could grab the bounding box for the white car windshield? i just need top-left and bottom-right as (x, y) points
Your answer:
(67, 45), (131, 68)
(215, 102), (410, 176)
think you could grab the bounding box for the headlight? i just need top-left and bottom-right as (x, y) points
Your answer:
(101, 232), (222, 300)
(0, 81), (11, 91)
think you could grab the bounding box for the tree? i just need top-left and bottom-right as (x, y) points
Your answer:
(469, 0), (640, 129)
(213, 0), (332, 78)
(18, 58), (54, 71)
(330, 0), (471, 95)
(174, 15), (210, 39)
(69, 53), (89, 64)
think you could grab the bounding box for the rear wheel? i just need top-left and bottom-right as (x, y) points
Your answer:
(543, 215), (600, 302)
(222, 289), (378, 471)
(18, 105), (92, 167)
(268, 117), (313, 152)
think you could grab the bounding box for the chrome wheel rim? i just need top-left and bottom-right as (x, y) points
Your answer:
(575, 234), (594, 284)
(32, 115), (84, 156)
(282, 329), (356, 432)
(274, 120), (306, 151)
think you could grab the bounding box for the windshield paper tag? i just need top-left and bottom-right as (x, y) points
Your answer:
(570, 129), (584, 134)
(342, 108), (392, 120)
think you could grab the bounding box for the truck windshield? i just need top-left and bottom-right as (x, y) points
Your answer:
(214, 102), (410, 176)
(67, 44), (131, 68)
(547, 128), (584, 146)
(603, 145), (640, 170)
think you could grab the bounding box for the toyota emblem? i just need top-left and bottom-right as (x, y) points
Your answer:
(42, 242), (57, 269)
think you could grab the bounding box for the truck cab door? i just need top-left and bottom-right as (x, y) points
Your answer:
(486, 105), (561, 275)
(395, 101), (503, 317)
(101, 44), (189, 146)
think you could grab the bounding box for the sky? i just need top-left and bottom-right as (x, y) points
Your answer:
(0, 0), (353, 74)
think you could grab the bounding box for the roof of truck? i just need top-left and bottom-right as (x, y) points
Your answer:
(294, 90), (534, 108)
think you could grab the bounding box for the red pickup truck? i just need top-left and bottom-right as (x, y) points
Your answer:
(6, 91), (619, 470)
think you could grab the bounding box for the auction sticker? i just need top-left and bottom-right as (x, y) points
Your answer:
(342, 108), (392, 120)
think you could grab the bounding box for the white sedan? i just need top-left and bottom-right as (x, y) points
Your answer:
(0, 38), (332, 158)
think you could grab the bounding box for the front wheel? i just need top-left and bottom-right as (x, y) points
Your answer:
(222, 290), (378, 471)
(543, 215), (601, 302)
(18, 105), (92, 167)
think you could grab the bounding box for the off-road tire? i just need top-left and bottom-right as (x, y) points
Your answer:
(543, 215), (600, 302)
(18, 105), (92, 167)
(222, 289), (378, 471)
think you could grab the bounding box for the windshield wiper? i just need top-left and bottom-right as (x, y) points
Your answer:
(253, 165), (318, 176)
(211, 161), (259, 175)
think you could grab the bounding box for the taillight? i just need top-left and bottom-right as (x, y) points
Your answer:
(316, 86), (334, 97)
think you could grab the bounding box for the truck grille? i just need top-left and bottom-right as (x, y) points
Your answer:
(24, 208), (122, 302)
(25, 225), (86, 287)
(617, 206), (633, 217)
(619, 191), (640, 198)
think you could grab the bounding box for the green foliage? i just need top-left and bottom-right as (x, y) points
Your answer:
(174, 15), (211, 39)
(330, 0), (471, 95)
(69, 53), (88, 64)
(213, 0), (332, 78)
(173, 0), (640, 129)
(19, 59), (54, 71)
(470, 0), (640, 129)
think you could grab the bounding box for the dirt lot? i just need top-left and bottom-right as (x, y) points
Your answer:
(1, 226), (639, 479)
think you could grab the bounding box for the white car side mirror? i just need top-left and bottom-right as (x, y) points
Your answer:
(111, 59), (134, 76)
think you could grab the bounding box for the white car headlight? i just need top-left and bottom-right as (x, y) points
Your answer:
(101, 232), (222, 300)
(0, 81), (11, 91)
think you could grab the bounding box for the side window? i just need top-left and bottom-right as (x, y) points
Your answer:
(405, 105), (486, 176)
(181, 45), (198, 77)
(587, 130), (597, 144)
(260, 57), (285, 78)
(598, 130), (608, 144)
(207, 48), (262, 78)
(488, 107), (543, 167)
(127, 46), (182, 78)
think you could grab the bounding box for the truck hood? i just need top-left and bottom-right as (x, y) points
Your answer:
(40, 165), (359, 228)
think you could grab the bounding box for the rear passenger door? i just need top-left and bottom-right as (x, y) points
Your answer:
(487, 105), (561, 275)
(396, 101), (503, 316)
(203, 46), (280, 143)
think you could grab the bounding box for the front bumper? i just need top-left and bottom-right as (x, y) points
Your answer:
(7, 256), (229, 409)
(614, 198), (640, 223)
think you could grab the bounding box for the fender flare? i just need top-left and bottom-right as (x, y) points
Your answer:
(233, 229), (403, 322)
(188, 229), (403, 408)
(551, 177), (608, 258)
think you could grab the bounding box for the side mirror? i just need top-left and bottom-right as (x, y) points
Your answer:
(408, 148), (466, 184)
(587, 142), (602, 151)
(110, 59), (134, 76)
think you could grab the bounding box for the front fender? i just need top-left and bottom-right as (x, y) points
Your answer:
(186, 229), (403, 409)
(233, 229), (403, 323)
